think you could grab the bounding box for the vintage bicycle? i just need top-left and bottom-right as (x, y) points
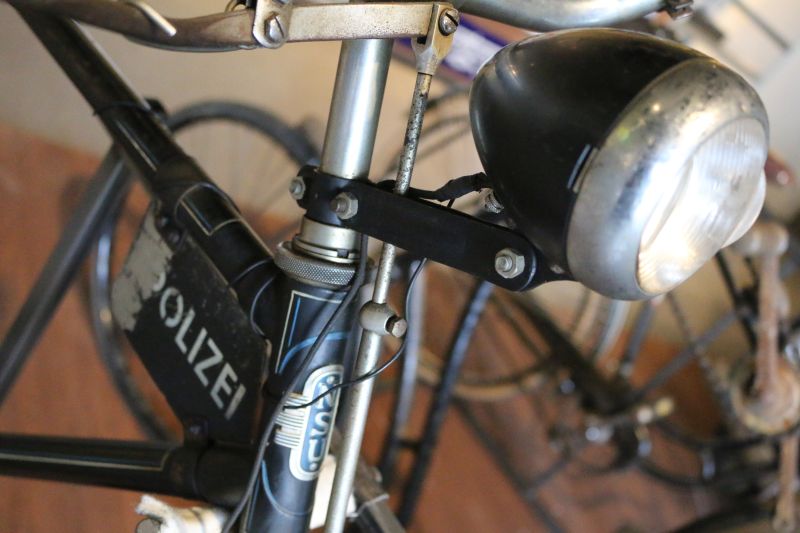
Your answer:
(0, 0), (778, 531)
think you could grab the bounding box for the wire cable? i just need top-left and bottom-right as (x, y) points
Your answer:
(286, 258), (427, 411)
(221, 234), (369, 533)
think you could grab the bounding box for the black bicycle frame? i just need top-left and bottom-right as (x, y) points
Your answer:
(0, 9), (378, 532)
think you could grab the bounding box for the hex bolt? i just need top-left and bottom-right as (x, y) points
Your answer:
(386, 316), (408, 338)
(264, 13), (286, 44)
(331, 192), (359, 220)
(494, 248), (525, 279)
(438, 8), (460, 36)
(289, 177), (306, 200)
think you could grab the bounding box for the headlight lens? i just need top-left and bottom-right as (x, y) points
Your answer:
(637, 118), (767, 293)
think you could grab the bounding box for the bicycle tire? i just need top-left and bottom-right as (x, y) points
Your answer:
(88, 100), (319, 440)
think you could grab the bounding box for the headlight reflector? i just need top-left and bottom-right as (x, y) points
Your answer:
(637, 118), (767, 293)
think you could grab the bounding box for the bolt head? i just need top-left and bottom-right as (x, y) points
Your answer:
(289, 177), (306, 200)
(331, 192), (359, 220)
(265, 13), (286, 44)
(438, 9), (460, 36)
(494, 248), (525, 279)
(386, 316), (408, 338)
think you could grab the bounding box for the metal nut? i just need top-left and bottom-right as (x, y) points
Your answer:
(331, 192), (359, 220)
(264, 13), (286, 44)
(438, 8), (460, 36)
(494, 248), (525, 279)
(386, 316), (408, 338)
(289, 177), (306, 200)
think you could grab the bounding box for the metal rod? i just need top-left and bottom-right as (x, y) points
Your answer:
(326, 73), (433, 533)
(754, 254), (780, 397)
(0, 434), (251, 505)
(397, 280), (493, 525)
(298, 37), (393, 256)
(628, 311), (739, 404)
(320, 39), (393, 180)
(715, 252), (757, 350)
(0, 152), (128, 405)
(0, 433), (177, 492)
(379, 260), (426, 484)
(729, 0), (790, 51)
(455, 402), (565, 533)
(617, 299), (657, 378)
(775, 434), (799, 531)
(20, 9), (275, 290)
(329, 430), (405, 533)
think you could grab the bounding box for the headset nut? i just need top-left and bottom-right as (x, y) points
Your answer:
(331, 192), (359, 220)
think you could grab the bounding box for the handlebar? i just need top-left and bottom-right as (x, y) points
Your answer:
(458, 0), (666, 31)
(6, 1), (258, 51)
(6, 0), (670, 51)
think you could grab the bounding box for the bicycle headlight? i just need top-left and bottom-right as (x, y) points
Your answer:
(469, 29), (768, 299)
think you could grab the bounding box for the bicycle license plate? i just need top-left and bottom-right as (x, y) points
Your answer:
(111, 208), (267, 443)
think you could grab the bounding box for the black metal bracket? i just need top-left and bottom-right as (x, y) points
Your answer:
(296, 166), (568, 292)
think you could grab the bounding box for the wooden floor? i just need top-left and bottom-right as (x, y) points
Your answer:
(0, 123), (716, 532)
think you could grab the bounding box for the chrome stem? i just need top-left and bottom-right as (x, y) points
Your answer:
(320, 39), (393, 180)
(325, 73), (433, 533)
(298, 37), (393, 255)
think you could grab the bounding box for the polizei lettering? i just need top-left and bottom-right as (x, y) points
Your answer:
(155, 275), (246, 420)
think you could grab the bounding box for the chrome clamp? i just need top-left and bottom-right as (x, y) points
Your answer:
(252, 1), (457, 49)
(253, 0), (293, 48)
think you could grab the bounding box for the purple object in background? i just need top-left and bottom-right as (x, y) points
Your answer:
(396, 18), (508, 83)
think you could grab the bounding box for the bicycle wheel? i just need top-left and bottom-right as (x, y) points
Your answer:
(382, 264), (652, 531)
(88, 101), (318, 440)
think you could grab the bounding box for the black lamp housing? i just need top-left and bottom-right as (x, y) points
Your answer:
(470, 29), (768, 299)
